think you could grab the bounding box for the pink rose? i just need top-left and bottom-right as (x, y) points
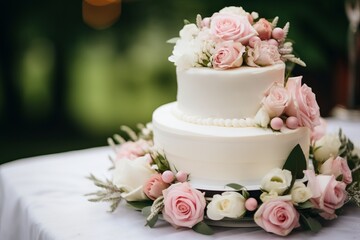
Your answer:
(115, 139), (150, 161)
(246, 41), (280, 67)
(311, 117), (327, 142)
(304, 170), (348, 220)
(320, 156), (353, 185)
(253, 18), (272, 40)
(143, 173), (170, 200)
(212, 41), (245, 69)
(254, 200), (300, 236)
(210, 13), (257, 44)
(262, 83), (289, 117)
(162, 182), (206, 228)
(285, 76), (321, 130)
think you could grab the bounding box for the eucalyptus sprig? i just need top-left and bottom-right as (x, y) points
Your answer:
(85, 174), (123, 212)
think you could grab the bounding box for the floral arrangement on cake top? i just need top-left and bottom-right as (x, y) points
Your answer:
(87, 123), (360, 237)
(168, 6), (305, 70)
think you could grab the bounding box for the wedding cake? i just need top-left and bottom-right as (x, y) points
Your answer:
(88, 6), (359, 237)
(152, 6), (314, 189)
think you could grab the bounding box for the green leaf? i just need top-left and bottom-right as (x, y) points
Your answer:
(297, 200), (314, 209)
(226, 183), (245, 191)
(282, 144), (307, 195)
(142, 206), (158, 228)
(141, 206), (152, 217)
(299, 214), (322, 233)
(192, 221), (214, 235)
(146, 213), (158, 228)
(127, 200), (153, 211)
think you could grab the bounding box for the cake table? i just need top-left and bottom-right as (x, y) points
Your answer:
(0, 118), (360, 240)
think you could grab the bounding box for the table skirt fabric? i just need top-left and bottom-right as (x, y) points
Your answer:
(1, 119), (360, 240)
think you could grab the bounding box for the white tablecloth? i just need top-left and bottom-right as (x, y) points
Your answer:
(1, 119), (360, 240)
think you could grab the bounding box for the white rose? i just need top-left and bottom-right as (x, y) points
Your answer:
(112, 155), (156, 201)
(260, 168), (292, 195)
(206, 192), (246, 220)
(179, 23), (200, 40)
(260, 191), (292, 202)
(313, 134), (341, 162)
(290, 181), (312, 204)
(254, 106), (270, 128)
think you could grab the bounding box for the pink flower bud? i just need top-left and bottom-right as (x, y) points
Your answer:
(272, 27), (285, 40)
(162, 170), (175, 183)
(176, 171), (188, 182)
(270, 117), (283, 130)
(286, 116), (299, 129)
(267, 39), (279, 46)
(245, 198), (258, 211)
(249, 36), (261, 48)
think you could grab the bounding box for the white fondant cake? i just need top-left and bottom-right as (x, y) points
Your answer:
(153, 102), (310, 190)
(176, 62), (285, 120)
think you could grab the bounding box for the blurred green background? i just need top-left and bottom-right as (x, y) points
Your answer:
(0, 0), (355, 163)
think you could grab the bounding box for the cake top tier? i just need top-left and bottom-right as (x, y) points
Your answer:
(168, 6), (305, 70)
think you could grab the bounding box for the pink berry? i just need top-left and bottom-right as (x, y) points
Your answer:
(161, 170), (175, 183)
(286, 116), (299, 129)
(272, 27), (285, 40)
(270, 117), (283, 130)
(176, 171), (188, 182)
(245, 198), (258, 211)
(248, 36), (261, 48)
(267, 39), (278, 46)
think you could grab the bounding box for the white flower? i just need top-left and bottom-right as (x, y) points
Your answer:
(313, 134), (341, 162)
(206, 192), (246, 220)
(255, 106), (270, 128)
(179, 23), (200, 40)
(290, 181), (312, 204)
(261, 168), (292, 195)
(260, 191), (292, 202)
(112, 155), (156, 201)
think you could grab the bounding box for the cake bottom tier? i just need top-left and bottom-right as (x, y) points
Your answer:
(152, 102), (310, 190)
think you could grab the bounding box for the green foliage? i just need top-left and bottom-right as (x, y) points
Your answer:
(127, 200), (153, 211)
(299, 213), (322, 233)
(282, 144), (307, 195)
(192, 221), (214, 235)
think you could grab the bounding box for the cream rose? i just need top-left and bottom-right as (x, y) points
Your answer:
(210, 13), (257, 44)
(285, 76), (321, 130)
(254, 106), (270, 128)
(206, 192), (246, 220)
(212, 41), (245, 69)
(246, 41), (280, 67)
(313, 134), (341, 162)
(319, 156), (352, 184)
(261, 168), (292, 195)
(304, 170), (348, 220)
(112, 155), (156, 201)
(262, 83), (289, 118)
(290, 181), (312, 204)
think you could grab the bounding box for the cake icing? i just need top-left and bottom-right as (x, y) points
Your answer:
(176, 62), (285, 120)
(153, 102), (310, 190)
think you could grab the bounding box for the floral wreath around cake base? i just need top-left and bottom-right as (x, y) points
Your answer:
(87, 123), (360, 237)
